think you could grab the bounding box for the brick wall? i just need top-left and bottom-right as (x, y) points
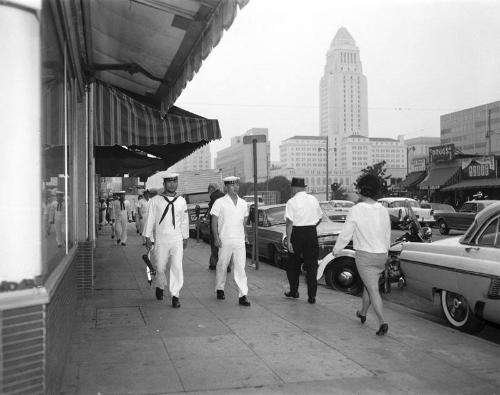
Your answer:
(77, 241), (94, 295)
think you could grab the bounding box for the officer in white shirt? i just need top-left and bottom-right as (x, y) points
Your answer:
(284, 177), (323, 304)
(49, 190), (65, 248)
(111, 191), (131, 246)
(210, 176), (251, 307)
(143, 172), (189, 308)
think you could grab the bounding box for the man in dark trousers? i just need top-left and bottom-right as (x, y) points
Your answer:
(207, 183), (226, 270)
(284, 177), (322, 304)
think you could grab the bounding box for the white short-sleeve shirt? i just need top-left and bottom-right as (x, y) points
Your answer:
(210, 194), (248, 242)
(285, 191), (322, 226)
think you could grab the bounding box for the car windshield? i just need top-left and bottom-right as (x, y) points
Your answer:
(331, 201), (354, 208)
(391, 200), (419, 208)
(265, 207), (286, 226)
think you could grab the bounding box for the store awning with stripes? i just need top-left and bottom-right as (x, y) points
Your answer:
(400, 171), (427, 188)
(419, 166), (461, 190)
(441, 177), (500, 191)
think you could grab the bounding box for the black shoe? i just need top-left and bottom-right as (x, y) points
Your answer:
(308, 297), (316, 304)
(136, 229), (139, 234)
(356, 310), (366, 324)
(111, 235), (114, 239)
(239, 295), (251, 306)
(376, 323), (388, 336)
(209, 266), (216, 270)
(227, 266), (231, 273)
(284, 291), (299, 299)
(172, 296), (181, 308)
(117, 239), (121, 244)
(155, 287), (164, 300)
(216, 290), (225, 300)
(121, 242), (126, 246)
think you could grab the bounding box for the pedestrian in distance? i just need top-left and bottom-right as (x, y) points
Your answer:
(284, 177), (323, 304)
(332, 173), (391, 336)
(210, 176), (250, 306)
(135, 194), (143, 234)
(49, 190), (66, 248)
(110, 191), (131, 245)
(138, 189), (152, 245)
(98, 198), (107, 230)
(143, 172), (189, 308)
(207, 183), (231, 273)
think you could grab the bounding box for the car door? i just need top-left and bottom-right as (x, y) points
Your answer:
(456, 202), (477, 229)
(456, 215), (500, 314)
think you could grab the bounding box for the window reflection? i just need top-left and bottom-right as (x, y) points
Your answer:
(41, 3), (75, 277)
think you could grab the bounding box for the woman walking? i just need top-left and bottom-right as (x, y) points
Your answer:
(332, 174), (391, 336)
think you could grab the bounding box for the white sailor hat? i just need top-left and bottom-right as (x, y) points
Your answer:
(157, 171), (179, 181)
(115, 190), (126, 194)
(223, 176), (240, 185)
(55, 190), (65, 195)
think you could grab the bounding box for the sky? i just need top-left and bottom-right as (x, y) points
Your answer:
(176, 0), (500, 163)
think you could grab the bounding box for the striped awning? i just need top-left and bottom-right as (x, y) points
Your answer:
(93, 81), (221, 147)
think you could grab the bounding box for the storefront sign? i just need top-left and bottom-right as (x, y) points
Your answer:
(429, 144), (455, 162)
(411, 157), (427, 172)
(461, 156), (496, 179)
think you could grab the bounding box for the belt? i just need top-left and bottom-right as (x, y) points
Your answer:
(292, 225), (316, 229)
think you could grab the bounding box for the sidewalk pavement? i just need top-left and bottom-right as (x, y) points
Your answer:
(61, 225), (500, 394)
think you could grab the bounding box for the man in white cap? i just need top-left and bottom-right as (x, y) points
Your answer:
(210, 176), (251, 306)
(143, 172), (189, 308)
(49, 190), (65, 248)
(111, 191), (131, 246)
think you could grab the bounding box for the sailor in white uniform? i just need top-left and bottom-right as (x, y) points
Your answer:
(210, 176), (251, 306)
(49, 190), (65, 248)
(138, 189), (152, 245)
(111, 191), (131, 245)
(143, 172), (189, 308)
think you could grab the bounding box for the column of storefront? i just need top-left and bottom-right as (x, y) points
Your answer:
(0, 1), (42, 284)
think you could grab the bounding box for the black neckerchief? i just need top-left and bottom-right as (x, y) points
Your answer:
(57, 202), (62, 211)
(120, 200), (125, 210)
(159, 194), (180, 228)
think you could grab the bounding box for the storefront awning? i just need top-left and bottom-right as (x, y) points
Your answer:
(400, 171), (427, 188)
(419, 166), (461, 190)
(93, 81), (221, 147)
(441, 177), (500, 191)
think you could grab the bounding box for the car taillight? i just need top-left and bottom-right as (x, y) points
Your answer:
(430, 209), (434, 216)
(488, 278), (500, 299)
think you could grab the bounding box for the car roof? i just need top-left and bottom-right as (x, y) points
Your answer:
(329, 200), (354, 203)
(378, 197), (416, 202)
(474, 201), (500, 224)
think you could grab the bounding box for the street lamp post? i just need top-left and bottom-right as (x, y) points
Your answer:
(319, 136), (331, 201)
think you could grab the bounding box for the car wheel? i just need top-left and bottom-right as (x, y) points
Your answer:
(440, 290), (485, 333)
(325, 257), (363, 296)
(438, 219), (450, 235)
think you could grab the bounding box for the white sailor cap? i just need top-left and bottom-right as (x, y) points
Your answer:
(115, 190), (126, 194)
(223, 176), (240, 185)
(157, 171), (179, 181)
(55, 190), (65, 195)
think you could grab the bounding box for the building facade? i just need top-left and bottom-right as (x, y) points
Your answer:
(215, 128), (270, 183)
(441, 101), (500, 156)
(405, 136), (441, 173)
(168, 144), (212, 172)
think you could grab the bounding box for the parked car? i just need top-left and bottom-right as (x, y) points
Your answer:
(433, 200), (499, 235)
(319, 201), (349, 222)
(378, 197), (434, 227)
(327, 199), (354, 222)
(419, 202), (456, 227)
(399, 201), (500, 333)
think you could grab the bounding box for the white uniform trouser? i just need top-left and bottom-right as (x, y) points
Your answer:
(153, 236), (184, 297)
(115, 212), (128, 243)
(141, 213), (150, 242)
(215, 239), (248, 297)
(54, 213), (64, 246)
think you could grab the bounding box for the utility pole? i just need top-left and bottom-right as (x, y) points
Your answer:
(487, 108), (492, 156)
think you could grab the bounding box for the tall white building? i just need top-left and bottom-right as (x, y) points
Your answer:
(168, 144), (212, 172)
(215, 128), (270, 183)
(319, 27), (368, 172)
